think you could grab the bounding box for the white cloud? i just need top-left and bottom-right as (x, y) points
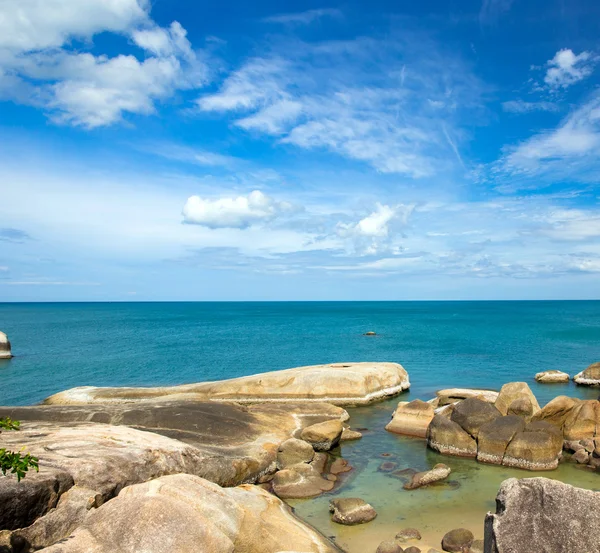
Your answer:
(502, 100), (559, 113)
(263, 8), (342, 25)
(544, 49), (596, 90)
(182, 190), (293, 229)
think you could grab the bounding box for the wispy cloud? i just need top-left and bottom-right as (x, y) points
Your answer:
(479, 0), (515, 25)
(262, 8), (342, 26)
(544, 49), (597, 90)
(502, 100), (559, 113)
(0, 228), (32, 242)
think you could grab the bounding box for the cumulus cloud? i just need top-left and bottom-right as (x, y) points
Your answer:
(182, 190), (293, 229)
(544, 49), (596, 90)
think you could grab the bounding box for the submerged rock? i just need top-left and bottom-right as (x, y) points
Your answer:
(341, 427), (363, 441)
(494, 382), (540, 417)
(484, 477), (600, 553)
(535, 370), (570, 383)
(441, 528), (474, 552)
(0, 331), (12, 359)
(386, 399), (435, 438)
(403, 464), (451, 490)
(301, 419), (343, 451)
(574, 362), (600, 386)
(329, 497), (377, 525)
(43, 361), (410, 406)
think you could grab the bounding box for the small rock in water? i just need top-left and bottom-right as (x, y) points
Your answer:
(535, 370), (570, 383)
(378, 461), (398, 472)
(364, 331), (377, 336)
(441, 528), (474, 552)
(380, 452), (395, 458)
(403, 464), (451, 490)
(329, 497), (377, 525)
(376, 540), (405, 553)
(572, 449), (590, 464)
(341, 427), (363, 441)
(395, 527), (422, 542)
(0, 331), (12, 359)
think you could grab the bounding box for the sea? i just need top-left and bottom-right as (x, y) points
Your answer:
(1, 300), (599, 550)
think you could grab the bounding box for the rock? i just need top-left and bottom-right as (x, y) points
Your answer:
(364, 331), (377, 336)
(427, 415), (477, 458)
(503, 421), (563, 470)
(43, 362), (410, 406)
(404, 548), (422, 553)
(376, 541), (404, 553)
(441, 528), (474, 552)
(271, 463), (334, 498)
(310, 452), (329, 473)
(379, 461), (398, 472)
(386, 400), (435, 438)
(572, 448), (590, 464)
(329, 498), (377, 525)
(477, 415), (525, 465)
(277, 438), (315, 469)
(563, 439), (585, 452)
(562, 400), (600, 440)
(0, 331), (12, 359)
(450, 398), (502, 439)
(436, 389), (499, 405)
(428, 550), (443, 553)
(485, 477), (600, 553)
(531, 395), (579, 431)
(301, 419), (343, 451)
(581, 438), (595, 452)
(330, 458), (352, 475)
(494, 382), (540, 417)
(469, 539), (484, 553)
(40, 474), (341, 553)
(403, 464), (451, 490)
(341, 427), (363, 441)
(396, 528), (422, 542)
(506, 397), (535, 419)
(574, 361), (600, 386)
(534, 370), (570, 383)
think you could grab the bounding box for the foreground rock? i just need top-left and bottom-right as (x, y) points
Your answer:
(534, 370), (569, 383)
(43, 362), (410, 406)
(0, 331), (12, 359)
(301, 419), (343, 451)
(403, 464), (451, 490)
(484, 478), (600, 553)
(40, 474), (341, 553)
(441, 528), (473, 552)
(329, 498), (377, 525)
(386, 400), (435, 438)
(277, 438), (314, 469)
(574, 362), (600, 386)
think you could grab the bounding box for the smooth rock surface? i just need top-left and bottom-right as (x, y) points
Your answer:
(503, 421), (563, 470)
(476, 415), (525, 465)
(43, 362), (410, 406)
(300, 419), (343, 451)
(403, 464), (451, 490)
(329, 498), (377, 525)
(377, 541), (404, 553)
(435, 389), (498, 405)
(484, 478), (600, 553)
(341, 427), (363, 441)
(494, 382), (540, 417)
(450, 398), (501, 439)
(396, 528), (422, 542)
(441, 528), (474, 552)
(427, 415), (477, 458)
(534, 370), (570, 383)
(0, 331), (11, 359)
(574, 361), (600, 386)
(386, 400), (435, 438)
(277, 438), (314, 469)
(271, 463), (334, 499)
(41, 474), (342, 553)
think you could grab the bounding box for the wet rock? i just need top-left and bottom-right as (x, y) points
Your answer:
(403, 464), (451, 490)
(477, 415), (525, 465)
(441, 528), (474, 552)
(380, 452), (395, 458)
(376, 541), (404, 553)
(277, 438), (314, 469)
(0, 331), (11, 359)
(535, 370), (569, 383)
(572, 448), (590, 464)
(427, 415), (477, 458)
(503, 421), (563, 470)
(574, 361), (600, 386)
(329, 498), (377, 525)
(485, 477), (600, 553)
(272, 464), (334, 499)
(450, 398), (502, 439)
(386, 399), (435, 438)
(341, 427), (363, 441)
(301, 419), (343, 451)
(330, 458), (352, 475)
(436, 389), (499, 405)
(396, 528), (422, 542)
(494, 382), (540, 417)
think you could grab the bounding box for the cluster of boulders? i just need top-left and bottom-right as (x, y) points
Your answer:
(375, 526), (483, 553)
(0, 331), (12, 359)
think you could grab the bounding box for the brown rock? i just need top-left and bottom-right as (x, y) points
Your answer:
(503, 421), (563, 470)
(386, 400), (435, 438)
(427, 415), (477, 458)
(572, 449), (590, 464)
(330, 457), (352, 475)
(507, 397), (534, 419)
(450, 398), (502, 438)
(329, 497), (377, 525)
(441, 528), (474, 552)
(310, 452), (329, 473)
(531, 395), (578, 430)
(574, 361), (600, 386)
(494, 382), (540, 417)
(396, 528), (422, 542)
(468, 539), (484, 553)
(477, 415), (525, 465)
(534, 370), (570, 383)
(403, 464), (451, 490)
(376, 541), (404, 553)
(341, 427), (363, 441)
(271, 464), (334, 498)
(404, 548), (422, 553)
(563, 400), (599, 440)
(301, 419), (344, 451)
(277, 438), (314, 469)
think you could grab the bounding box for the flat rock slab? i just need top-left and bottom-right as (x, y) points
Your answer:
(485, 477), (600, 553)
(386, 399), (435, 438)
(42, 362), (410, 406)
(534, 370), (570, 383)
(40, 474), (342, 553)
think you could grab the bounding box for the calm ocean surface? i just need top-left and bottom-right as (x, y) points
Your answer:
(1, 301), (599, 406)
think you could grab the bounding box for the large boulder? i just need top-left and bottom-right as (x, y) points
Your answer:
(485, 478), (600, 553)
(0, 331), (11, 359)
(403, 464), (451, 490)
(435, 389), (498, 406)
(574, 362), (600, 386)
(329, 498), (377, 525)
(426, 415), (477, 458)
(494, 383), (540, 417)
(386, 400), (435, 438)
(531, 395), (579, 430)
(300, 419), (343, 451)
(477, 415), (525, 465)
(43, 362), (410, 406)
(503, 421), (563, 470)
(562, 400), (600, 441)
(450, 398), (502, 439)
(40, 474), (341, 553)
(271, 464), (334, 499)
(534, 370), (570, 383)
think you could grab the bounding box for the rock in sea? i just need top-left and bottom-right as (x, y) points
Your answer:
(0, 331), (12, 359)
(534, 370), (570, 383)
(329, 497), (377, 525)
(386, 399), (435, 438)
(301, 419), (343, 451)
(403, 464), (451, 490)
(574, 362), (600, 386)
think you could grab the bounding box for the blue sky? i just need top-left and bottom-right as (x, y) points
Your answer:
(1, 0), (600, 301)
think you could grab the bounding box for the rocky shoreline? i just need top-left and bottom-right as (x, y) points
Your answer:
(1, 353), (600, 553)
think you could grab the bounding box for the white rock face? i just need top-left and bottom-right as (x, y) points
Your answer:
(43, 362), (410, 406)
(0, 331), (12, 359)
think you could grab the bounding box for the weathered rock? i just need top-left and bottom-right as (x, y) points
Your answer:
(503, 421), (563, 470)
(341, 427), (363, 441)
(484, 477), (600, 553)
(494, 382), (540, 417)
(396, 528), (422, 542)
(310, 452), (329, 473)
(40, 474), (341, 553)
(477, 415), (525, 465)
(386, 400), (435, 438)
(330, 458), (352, 475)
(436, 389), (498, 406)
(301, 419), (343, 451)
(563, 439), (585, 452)
(43, 362), (410, 406)
(271, 463), (334, 498)
(562, 400), (600, 440)
(531, 395), (579, 430)
(329, 498), (377, 525)
(404, 547), (421, 553)
(403, 464), (451, 490)
(574, 361), (600, 386)
(534, 370), (570, 383)
(441, 528), (474, 552)
(376, 541), (404, 553)
(506, 397), (534, 419)
(572, 448), (590, 464)
(0, 331), (11, 359)
(469, 539), (484, 553)
(277, 438), (314, 469)
(427, 415), (477, 458)
(450, 398), (502, 439)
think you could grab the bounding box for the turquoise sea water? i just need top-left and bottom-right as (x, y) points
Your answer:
(1, 301), (600, 550)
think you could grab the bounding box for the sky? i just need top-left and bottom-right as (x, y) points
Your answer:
(1, 0), (600, 301)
